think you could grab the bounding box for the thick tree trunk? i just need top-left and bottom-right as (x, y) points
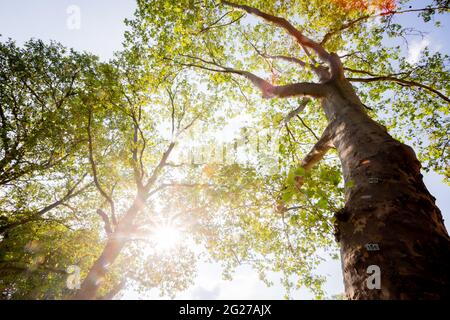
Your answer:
(326, 79), (450, 299)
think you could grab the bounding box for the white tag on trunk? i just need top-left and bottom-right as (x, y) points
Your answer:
(365, 243), (380, 251)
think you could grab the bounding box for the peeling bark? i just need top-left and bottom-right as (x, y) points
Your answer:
(219, 0), (450, 300)
(325, 79), (450, 299)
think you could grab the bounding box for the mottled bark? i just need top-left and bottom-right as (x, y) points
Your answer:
(325, 79), (450, 299)
(221, 0), (450, 300)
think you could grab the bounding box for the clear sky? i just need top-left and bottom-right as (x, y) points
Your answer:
(0, 0), (448, 300)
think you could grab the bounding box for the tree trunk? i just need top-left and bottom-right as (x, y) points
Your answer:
(72, 198), (143, 300)
(326, 79), (450, 299)
(72, 236), (125, 300)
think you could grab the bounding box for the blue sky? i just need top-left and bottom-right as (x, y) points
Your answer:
(0, 0), (135, 61)
(1, 0), (448, 299)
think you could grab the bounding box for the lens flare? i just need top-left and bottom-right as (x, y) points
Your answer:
(152, 224), (182, 251)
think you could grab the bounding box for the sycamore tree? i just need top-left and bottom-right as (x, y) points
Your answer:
(2, 0), (450, 301)
(129, 0), (450, 299)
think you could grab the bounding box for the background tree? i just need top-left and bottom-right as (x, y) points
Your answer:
(0, 39), (117, 299)
(0, 39), (90, 186)
(0, 37), (222, 300)
(72, 46), (220, 299)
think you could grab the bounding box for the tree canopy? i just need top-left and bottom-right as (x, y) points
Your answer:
(0, 0), (449, 299)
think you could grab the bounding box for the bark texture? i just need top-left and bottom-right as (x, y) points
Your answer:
(216, 0), (450, 300)
(326, 79), (450, 299)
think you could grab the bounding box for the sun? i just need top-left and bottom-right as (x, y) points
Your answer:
(151, 224), (182, 251)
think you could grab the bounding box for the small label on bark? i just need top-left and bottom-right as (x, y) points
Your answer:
(361, 195), (372, 199)
(365, 243), (380, 251)
(368, 177), (381, 184)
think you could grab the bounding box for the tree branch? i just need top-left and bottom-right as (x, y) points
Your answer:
(96, 209), (113, 235)
(347, 74), (450, 104)
(295, 123), (335, 188)
(321, 6), (450, 45)
(169, 56), (328, 98)
(243, 36), (331, 81)
(222, 1), (331, 62)
(143, 142), (176, 191)
(0, 176), (90, 235)
(297, 115), (320, 141)
(300, 130), (334, 171)
(222, 1), (344, 79)
(129, 107), (147, 188)
(196, 11), (244, 34)
(282, 98), (311, 124)
(87, 109), (117, 226)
